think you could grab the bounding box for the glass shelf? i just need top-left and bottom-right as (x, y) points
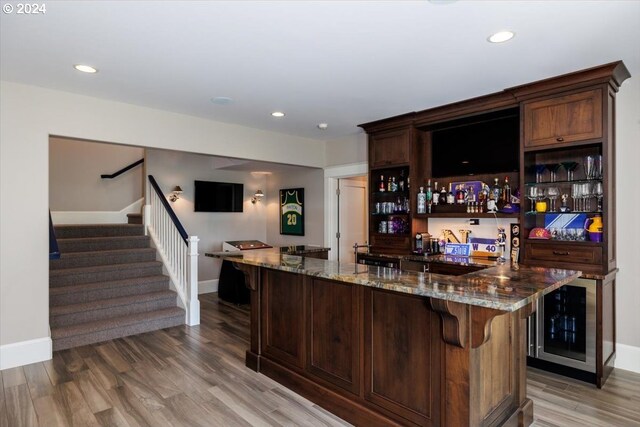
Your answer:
(524, 211), (603, 216)
(372, 191), (410, 197)
(371, 212), (409, 216)
(524, 179), (602, 186)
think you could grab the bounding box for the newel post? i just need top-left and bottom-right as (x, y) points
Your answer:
(186, 235), (200, 326)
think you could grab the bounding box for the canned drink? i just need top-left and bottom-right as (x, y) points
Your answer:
(379, 221), (387, 233)
(375, 202), (381, 213)
(387, 220), (395, 234)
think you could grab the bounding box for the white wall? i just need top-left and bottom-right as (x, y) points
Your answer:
(145, 149), (268, 283)
(49, 137), (144, 211)
(614, 76), (640, 352)
(266, 168), (325, 247)
(0, 81), (325, 362)
(325, 133), (367, 167)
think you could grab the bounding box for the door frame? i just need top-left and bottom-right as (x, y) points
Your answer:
(324, 163), (368, 261)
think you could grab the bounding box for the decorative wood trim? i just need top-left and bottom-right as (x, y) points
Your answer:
(470, 306), (504, 349)
(429, 299), (468, 348)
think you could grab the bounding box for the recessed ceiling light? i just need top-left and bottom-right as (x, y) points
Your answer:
(73, 64), (98, 73)
(271, 111), (285, 118)
(488, 31), (515, 43)
(211, 96), (233, 105)
(317, 123), (328, 130)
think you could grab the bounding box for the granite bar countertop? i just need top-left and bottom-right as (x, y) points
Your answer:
(209, 248), (581, 312)
(205, 245), (330, 259)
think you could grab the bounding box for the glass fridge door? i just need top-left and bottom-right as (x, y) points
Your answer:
(537, 278), (596, 372)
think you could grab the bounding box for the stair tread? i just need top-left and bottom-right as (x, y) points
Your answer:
(50, 275), (169, 295)
(55, 223), (142, 228)
(49, 260), (162, 276)
(57, 235), (149, 242)
(51, 307), (184, 339)
(54, 248), (155, 259)
(51, 290), (177, 316)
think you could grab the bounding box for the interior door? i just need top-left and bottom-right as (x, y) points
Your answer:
(338, 177), (367, 263)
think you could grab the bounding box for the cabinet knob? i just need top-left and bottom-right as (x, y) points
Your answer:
(552, 251), (570, 256)
(556, 137), (565, 142)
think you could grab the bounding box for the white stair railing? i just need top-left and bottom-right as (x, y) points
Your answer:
(145, 175), (200, 326)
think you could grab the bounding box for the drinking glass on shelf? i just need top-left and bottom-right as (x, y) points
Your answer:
(582, 182), (593, 212)
(527, 186), (540, 213)
(546, 186), (560, 212)
(535, 165), (547, 183)
(594, 154), (603, 180)
(575, 228), (586, 241)
(561, 161), (579, 182)
(571, 183), (582, 212)
(546, 163), (562, 183)
(567, 228), (577, 241)
(585, 155), (596, 180)
(594, 181), (604, 212)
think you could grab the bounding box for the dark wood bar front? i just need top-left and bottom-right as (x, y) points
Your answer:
(233, 262), (547, 427)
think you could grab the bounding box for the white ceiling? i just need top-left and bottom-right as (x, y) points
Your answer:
(1, 1), (639, 141)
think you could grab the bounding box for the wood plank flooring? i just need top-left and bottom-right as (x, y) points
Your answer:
(1, 293), (639, 426)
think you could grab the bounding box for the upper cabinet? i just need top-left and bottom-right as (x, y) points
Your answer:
(523, 88), (603, 149)
(369, 127), (411, 168)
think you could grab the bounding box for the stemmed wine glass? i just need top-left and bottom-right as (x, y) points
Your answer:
(594, 154), (603, 180)
(571, 183), (582, 212)
(527, 186), (540, 214)
(535, 165), (547, 183)
(561, 161), (579, 181)
(594, 182), (604, 212)
(546, 187), (560, 212)
(545, 163), (562, 183)
(582, 182), (593, 211)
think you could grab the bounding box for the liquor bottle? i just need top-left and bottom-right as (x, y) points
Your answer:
(417, 187), (426, 214)
(446, 184), (455, 205)
(487, 179), (500, 213)
(387, 176), (392, 192)
(502, 177), (511, 206)
(407, 177), (411, 191)
(399, 170), (406, 192)
(379, 175), (385, 192)
(439, 186), (447, 205)
(456, 185), (466, 204)
(391, 176), (398, 192)
(425, 179), (433, 213)
(467, 186), (476, 203)
(432, 181), (439, 205)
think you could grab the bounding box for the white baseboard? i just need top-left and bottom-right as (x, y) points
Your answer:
(52, 198), (144, 225)
(615, 343), (640, 374)
(0, 337), (52, 370)
(199, 279), (219, 294)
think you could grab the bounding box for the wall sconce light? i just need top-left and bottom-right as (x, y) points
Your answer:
(251, 190), (264, 204)
(169, 186), (183, 202)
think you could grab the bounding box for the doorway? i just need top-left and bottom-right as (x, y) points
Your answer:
(337, 177), (367, 263)
(323, 162), (368, 262)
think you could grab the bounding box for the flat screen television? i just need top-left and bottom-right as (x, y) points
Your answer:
(430, 111), (519, 178)
(194, 180), (244, 212)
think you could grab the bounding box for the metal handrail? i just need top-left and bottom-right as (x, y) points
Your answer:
(148, 175), (188, 244)
(101, 158), (144, 179)
(49, 211), (60, 260)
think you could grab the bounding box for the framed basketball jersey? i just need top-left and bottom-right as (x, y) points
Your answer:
(280, 188), (304, 236)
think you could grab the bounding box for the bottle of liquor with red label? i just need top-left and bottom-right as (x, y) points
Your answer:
(379, 175), (385, 192)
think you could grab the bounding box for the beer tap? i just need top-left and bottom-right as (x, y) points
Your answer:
(496, 227), (507, 264)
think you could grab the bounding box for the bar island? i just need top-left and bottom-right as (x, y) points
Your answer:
(210, 249), (580, 427)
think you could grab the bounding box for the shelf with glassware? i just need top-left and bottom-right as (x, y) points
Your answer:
(370, 166), (411, 236)
(520, 142), (611, 276)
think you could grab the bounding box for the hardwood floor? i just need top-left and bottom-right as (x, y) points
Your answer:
(1, 293), (639, 427)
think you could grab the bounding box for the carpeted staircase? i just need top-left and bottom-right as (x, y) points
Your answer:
(49, 223), (184, 351)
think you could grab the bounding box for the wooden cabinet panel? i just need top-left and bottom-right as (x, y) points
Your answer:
(261, 269), (305, 369)
(364, 288), (441, 426)
(370, 234), (411, 255)
(524, 241), (603, 265)
(370, 128), (411, 167)
(307, 278), (360, 394)
(524, 89), (603, 148)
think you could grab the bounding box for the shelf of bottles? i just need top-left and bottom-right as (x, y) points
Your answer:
(371, 166), (410, 235)
(523, 145), (604, 243)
